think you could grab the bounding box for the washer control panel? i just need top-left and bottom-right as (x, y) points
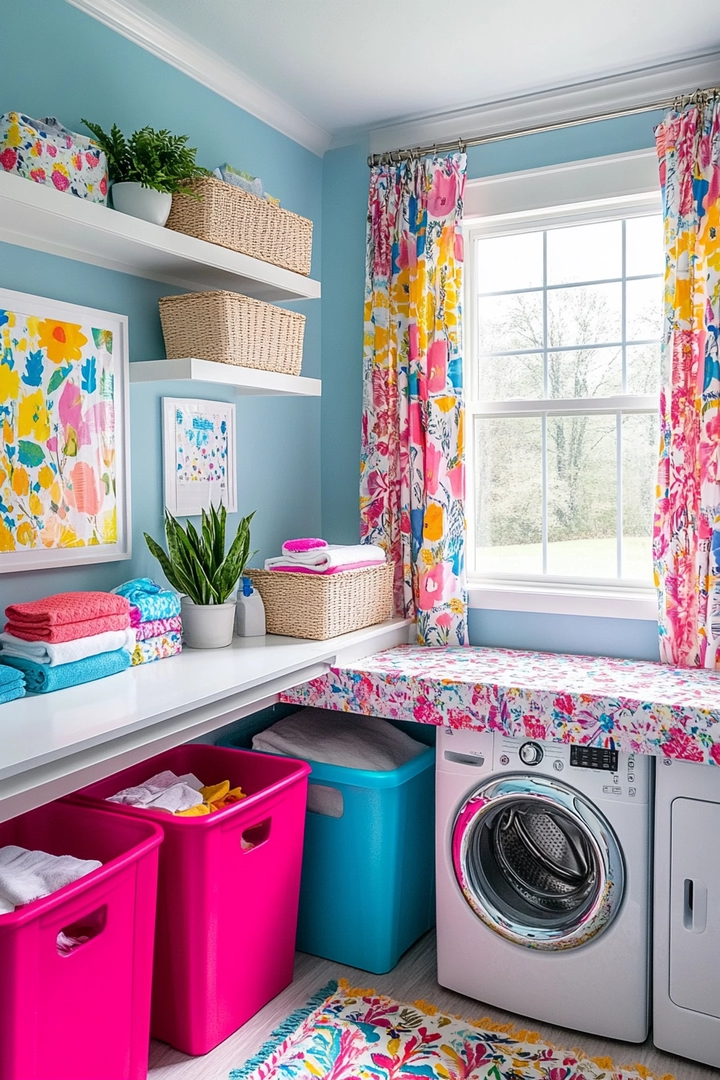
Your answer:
(570, 746), (618, 771)
(438, 728), (650, 803)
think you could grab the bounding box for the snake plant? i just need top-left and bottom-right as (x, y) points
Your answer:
(145, 505), (256, 605)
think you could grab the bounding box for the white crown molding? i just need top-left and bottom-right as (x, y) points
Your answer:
(353, 49), (720, 155)
(65, 0), (332, 156)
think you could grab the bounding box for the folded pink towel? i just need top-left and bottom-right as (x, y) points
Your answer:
(268, 560), (386, 575)
(134, 615), (183, 642)
(6, 592), (130, 627)
(282, 538), (328, 555)
(5, 613), (131, 644)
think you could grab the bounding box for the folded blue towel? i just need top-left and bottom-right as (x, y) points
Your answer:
(0, 665), (24, 689)
(113, 577), (182, 622)
(0, 683), (25, 705)
(1, 649), (130, 694)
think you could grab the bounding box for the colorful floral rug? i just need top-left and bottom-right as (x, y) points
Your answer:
(229, 979), (675, 1080)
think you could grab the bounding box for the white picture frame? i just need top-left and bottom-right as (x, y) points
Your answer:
(162, 397), (237, 517)
(0, 286), (130, 573)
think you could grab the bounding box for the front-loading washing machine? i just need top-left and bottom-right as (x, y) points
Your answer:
(436, 727), (652, 1041)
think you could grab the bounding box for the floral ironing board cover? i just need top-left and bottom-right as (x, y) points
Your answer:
(280, 645), (720, 765)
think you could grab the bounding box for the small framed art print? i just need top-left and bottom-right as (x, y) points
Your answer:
(162, 397), (237, 516)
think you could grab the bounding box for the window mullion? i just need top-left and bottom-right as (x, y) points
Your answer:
(616, 412), (623, 579)
(542, 413), (548, 575)
(542, 230), (549, 398)
(542, 231), (548, 574)
(621, 219), (627, 393)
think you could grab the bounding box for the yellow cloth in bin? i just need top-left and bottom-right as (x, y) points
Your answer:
(176, 804), (211, 817)
(201, 781), (229, 804)
(175, 781), (246, 817)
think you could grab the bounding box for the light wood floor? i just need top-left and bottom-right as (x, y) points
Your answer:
(147, 931), (714, 1079)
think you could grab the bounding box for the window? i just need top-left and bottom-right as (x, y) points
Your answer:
(465, 194), (663, 599)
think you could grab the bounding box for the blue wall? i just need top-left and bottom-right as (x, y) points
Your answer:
(320, 139), (370, 546)
(0, 0), (322, 608)
(320, 114), (664, 661)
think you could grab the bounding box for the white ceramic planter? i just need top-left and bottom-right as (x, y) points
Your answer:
(181, 597), (236, 649)
(111, 182), (172, 226)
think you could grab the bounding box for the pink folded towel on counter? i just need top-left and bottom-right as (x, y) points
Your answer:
(134, 615), (183, 642)
(6, 592), (130, 626)
(4, 592), (131, 643)
(5, 614), (131, 644)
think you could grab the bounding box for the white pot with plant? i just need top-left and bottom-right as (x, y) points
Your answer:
(81, 119), (210, 226)
(145, 504), (255, 649)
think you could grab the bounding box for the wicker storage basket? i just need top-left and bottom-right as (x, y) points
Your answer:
(158, 291), (305, 375)
(247, 563), (394, 640)
(165, 177), (313, 276)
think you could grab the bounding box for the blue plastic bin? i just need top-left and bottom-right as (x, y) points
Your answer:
(218, 709), (436, 974)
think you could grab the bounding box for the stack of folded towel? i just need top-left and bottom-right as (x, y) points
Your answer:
(264, 538), (386, 575)
(0, 845), (102, 915)
(0, 592), (133, 694)
(0, 665), (25, 705)
(113, 578), (182, 665)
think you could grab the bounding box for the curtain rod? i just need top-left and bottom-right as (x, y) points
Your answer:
(367, 86), (720, 167)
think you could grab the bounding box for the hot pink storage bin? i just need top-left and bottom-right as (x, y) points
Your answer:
(71, 743), (310, 1056)
(0, 800), (162, 1080)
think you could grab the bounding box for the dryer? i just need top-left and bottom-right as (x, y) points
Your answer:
(436, 727), (652, 1041)
(654, 756), (720, 1068)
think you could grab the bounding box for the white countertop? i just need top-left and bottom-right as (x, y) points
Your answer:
(0, 619), (410, 822)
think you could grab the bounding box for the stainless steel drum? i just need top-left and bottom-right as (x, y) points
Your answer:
(452, 774), (625, 950)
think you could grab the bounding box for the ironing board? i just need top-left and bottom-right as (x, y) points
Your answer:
(281, 644), (720, 765)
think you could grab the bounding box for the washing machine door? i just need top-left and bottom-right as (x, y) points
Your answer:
(452, 774), (625, 951)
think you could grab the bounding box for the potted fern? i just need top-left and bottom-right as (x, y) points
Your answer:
(145, 505), (255, 649)
(81, 119), (210, 226)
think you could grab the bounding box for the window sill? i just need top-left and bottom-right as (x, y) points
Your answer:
(467, 582), (657, 621)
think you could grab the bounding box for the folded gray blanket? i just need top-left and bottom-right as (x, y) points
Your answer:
(252, 708), (426, 771)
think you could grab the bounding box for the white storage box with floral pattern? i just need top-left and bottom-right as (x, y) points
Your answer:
(0, 112), (108, 203)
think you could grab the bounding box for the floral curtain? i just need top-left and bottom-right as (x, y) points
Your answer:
(654, 95), (720, 667)
(360, 153), (468, 646)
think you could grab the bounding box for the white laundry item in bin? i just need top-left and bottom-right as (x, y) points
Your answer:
(251, 708), (427, 771)
(107, 770), (204, 814)
(0, 846), (102, 912)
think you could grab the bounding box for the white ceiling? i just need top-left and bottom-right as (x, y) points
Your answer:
(119, 0), (720, 138)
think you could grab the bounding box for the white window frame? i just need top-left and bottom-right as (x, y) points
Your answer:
(463, 151), (662, 621)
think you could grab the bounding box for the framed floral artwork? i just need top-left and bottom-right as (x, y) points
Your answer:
(0, 287), (130, 572)
(162, 397), (237, 516)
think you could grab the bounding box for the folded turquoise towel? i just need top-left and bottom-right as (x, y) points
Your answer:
(113, 577), (182, 622)
(0, 665), (24, 689)
(0, 683), (25, 705)
(1, 649), (130, 694)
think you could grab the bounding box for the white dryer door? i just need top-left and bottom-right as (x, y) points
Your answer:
(452, 774), (625, 951)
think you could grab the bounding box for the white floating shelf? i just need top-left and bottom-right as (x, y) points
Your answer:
(130, 357), (321, 396)
(0, 171), (320, 303)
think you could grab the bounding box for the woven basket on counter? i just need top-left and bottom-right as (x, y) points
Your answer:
(158, 290), (305, 375)
(247, 563), (394, 640)
(165, 176), (313, 276)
